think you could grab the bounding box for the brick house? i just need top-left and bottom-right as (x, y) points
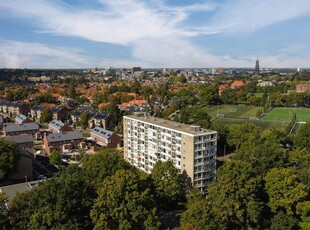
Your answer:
(30, 105), (44, 121)
(15, 114), (33, 124)
(48, 120), (73, 133)
(0, 101), (29, 116)
(50, 107), (69, 121)
(88, 113), (109, 129)
(5, 134), (34, 150)
(296, 84), (310, 93)
(230, 80), (245, 89)
(3, 123), (39, 137)
(90, 126), (122, 148)
(43, 130), (85, 154)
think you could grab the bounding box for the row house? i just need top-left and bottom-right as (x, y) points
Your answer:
(3, 123), (39, 137)
(0, 101), (30, 116)
(15, 114), (33, 124)
(43, 130), (85, 154)
(30, 105), (44, 121)
(31, 105), (69, 122)
(88, 113), (109, 129)
(50, 107), (69, 121)
(71, 104), (96, 123)
(5, 134), (34, 150)
(90, 126), (122, 148)
(48, 120), (73, 133)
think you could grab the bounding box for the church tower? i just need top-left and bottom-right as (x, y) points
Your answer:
(255, 58), (260, 75)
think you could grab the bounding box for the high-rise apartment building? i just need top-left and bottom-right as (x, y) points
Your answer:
(123, 114), (217, 192)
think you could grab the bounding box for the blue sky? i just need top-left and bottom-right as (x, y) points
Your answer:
(0, 0), (310, 68)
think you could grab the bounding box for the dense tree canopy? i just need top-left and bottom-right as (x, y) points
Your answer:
(0, 138), (20, 180)
(294, 123), (310, 151)
(151, 160), (186, 210)
(82, 148), (132, 188)
(265, 167), (308, 216)
(90, 169), (160, 230)
(9, 167), (95, 229)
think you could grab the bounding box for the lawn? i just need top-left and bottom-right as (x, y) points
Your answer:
(262, 107), (310, 122)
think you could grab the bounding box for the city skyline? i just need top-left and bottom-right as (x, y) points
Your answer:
(1, 0), (310, 69)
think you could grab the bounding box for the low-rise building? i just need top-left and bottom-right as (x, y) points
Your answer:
(43, 130), (84, 154)
(48, 120), (73, 133)
(15, 114), (33, 124)
(5, 134), (34, 150)
(90, 126), (122, 148)
(3, 123), (39, 137)
(296, 84), (310, 93)
(88, 113), (109, 129)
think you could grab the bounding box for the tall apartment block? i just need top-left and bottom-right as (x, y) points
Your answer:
(123, 114), (217, 192)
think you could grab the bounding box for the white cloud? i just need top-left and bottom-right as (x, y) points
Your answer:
(0, 0), (310, 68)
(211, 0), (310, 34)
(0, 40), (92, 68)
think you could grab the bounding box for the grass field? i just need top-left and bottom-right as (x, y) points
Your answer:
(262, 107), (310, 122)
(204, 104), (261, 119)
(211, 117), (288, 131)
(203, 105), (309, 131)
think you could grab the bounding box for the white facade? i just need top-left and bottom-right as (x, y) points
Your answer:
(123, 115), (217, 192)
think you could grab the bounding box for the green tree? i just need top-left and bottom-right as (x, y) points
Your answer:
(234, 137), (288, 175)
(269, 211), (299, 230)
(151, 161), (186, 210)
(69, 83), (77, 99)
(294, 123), (310, 151)
(90, 169), (160, 230)
(0, 193), (10, 229)
(9, 167), (95, 229)
(227, 123), (260, 150)
(40, 108), (53, 124)
(0, 138), (20, 179)
(102, 102), (121, 130)
(207, 161), (265, 229)
(180, 189), (218, 230)
(264, 167), (308, 215)
(49, 150), (61, 165)
(289, 148), (310, 187)
(82, 148), (132, 188)
(77, 111), (89, 129)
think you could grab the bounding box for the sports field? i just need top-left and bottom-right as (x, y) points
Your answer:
(262, 107), (310, 122)
(204, 105), (295, 131)
(204, 104), (261, 119)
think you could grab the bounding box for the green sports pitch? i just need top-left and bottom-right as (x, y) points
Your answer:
(262, 107), (310, 122)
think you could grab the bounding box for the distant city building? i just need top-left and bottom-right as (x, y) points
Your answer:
(123, 114), (217, 192)
(255, 58), (260, 75)
(131, 67), (142, 75)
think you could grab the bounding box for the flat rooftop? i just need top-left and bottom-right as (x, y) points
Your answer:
(124, 115), (216, 135)
(0, 181), (39, 202)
